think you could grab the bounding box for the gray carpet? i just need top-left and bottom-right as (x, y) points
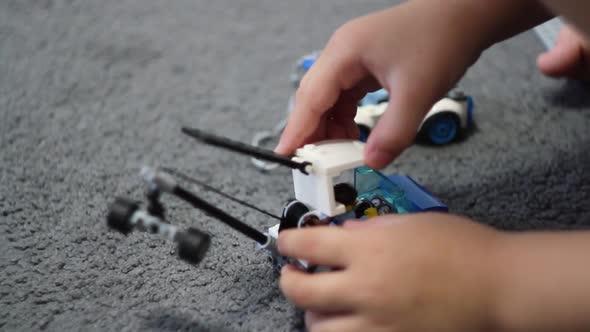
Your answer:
(2, 0), (590, 331)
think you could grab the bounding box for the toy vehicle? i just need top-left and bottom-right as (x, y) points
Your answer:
(290, 51), (474, 145)
(106, 128), (448, 271)
(355, 88), (474, 144)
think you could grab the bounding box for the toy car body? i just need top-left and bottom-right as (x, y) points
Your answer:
(270, 140), (447, 234)
(355, 89), (474, 144)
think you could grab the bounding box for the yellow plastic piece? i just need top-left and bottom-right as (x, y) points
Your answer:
(364, 207), (378, 218)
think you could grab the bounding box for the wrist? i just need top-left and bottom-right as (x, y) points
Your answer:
(461, 0), (553, 49)
(472, 230), (516, 331)
(488, 231), (590, 332)
(485, 232), (521, 332)
(428, 0), (553, 51)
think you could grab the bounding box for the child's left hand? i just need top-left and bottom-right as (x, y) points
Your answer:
(277, 213), (503, 332)
(537, 24), (590, 80)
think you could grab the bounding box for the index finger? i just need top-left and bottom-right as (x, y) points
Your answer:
(274, 41), (367, 155)
(278, 226), (355, 267)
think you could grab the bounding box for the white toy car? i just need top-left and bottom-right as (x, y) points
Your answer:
(355, 88), (474, 145)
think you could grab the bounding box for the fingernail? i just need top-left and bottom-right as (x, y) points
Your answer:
(274, 141), (286, 154)
(281, 264), (296, 274)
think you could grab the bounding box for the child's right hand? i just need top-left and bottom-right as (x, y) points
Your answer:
(275, 1), (487, 169)
(274, 0), (550, 169)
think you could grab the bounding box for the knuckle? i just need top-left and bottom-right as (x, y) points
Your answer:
(278, 231), (298, 255)
(374, 124), (415, 152)
(294, 82), (325, 118)
(329, 20), (362, 52)
(357, 277), (386, 307)
(285, 280), (314, 306)
(294, 83), (312, 106)
(393, 131), (415, 150)
(279, 272), (293, 294)
(299, 233), (322, 259)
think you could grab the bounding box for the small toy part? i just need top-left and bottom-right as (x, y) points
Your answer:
(107, 166), (281, 266)
(290, 51), (321, 87)
(182, 127), (311, 175)
(354, 88), (474, 145)
(250, 115), (288, 172)
(141, 166), (269, 245)
(175, 228), (212, 264)
(107, 197), (211, 264)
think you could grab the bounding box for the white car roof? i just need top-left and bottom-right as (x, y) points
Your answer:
(294, 140), (366, 175)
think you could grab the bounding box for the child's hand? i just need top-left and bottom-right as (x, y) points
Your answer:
(278, 213), (502, 332)
(537, 25), (590, 80)
(275, 1), (486, 169)
(274, 1), (550, 169)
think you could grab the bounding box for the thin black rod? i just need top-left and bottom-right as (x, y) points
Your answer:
(181, 127), (311, 174)
(161, 167), (280, 220)
(172, 185), (268, 244)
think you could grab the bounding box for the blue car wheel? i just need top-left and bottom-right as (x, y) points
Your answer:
(426, 113), (459, 145)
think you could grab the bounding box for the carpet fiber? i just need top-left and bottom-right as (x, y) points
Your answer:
(2, 0), (590, 331)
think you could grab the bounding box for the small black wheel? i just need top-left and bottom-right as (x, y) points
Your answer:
(299, 213), (322, 228)
(378, 204), (393, 215)
(176, 227), (211, 265)
(334, 183), (358, 206)
(106, 197), (139, 235)
(279, 200), (309, 232)
(371, 196), (385, 208)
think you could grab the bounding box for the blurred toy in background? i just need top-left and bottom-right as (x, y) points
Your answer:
(250, 51), (475, 171)
(355, 88), (474, 144)
(107, 128), (447, 272)
(289, 51), (321, 88)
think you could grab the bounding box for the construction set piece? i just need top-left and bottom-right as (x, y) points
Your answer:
(355, 88), (474, 144)
(107, 127), (448, 272)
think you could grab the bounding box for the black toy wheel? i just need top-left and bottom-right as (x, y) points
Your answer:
(354, 200), (374, 218)
(299, 212), (324, 228)
(333, 183), (358, 206)
(378, 204), (393, 215)
(371, 196), (385, 208)
(176, 228), (211, 265)
(279, 200), (309, 232)
(106, 197), (139, 235)
(357, 124), (371, 142)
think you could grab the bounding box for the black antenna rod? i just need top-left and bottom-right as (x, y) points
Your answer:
(181, 127), (311, 175)
(161, 167), (281, 220)
(171, 184), (268, 245)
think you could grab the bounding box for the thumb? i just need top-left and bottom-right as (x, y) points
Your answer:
(364, 86), (429, 169)
(537, 26), (582, 78)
